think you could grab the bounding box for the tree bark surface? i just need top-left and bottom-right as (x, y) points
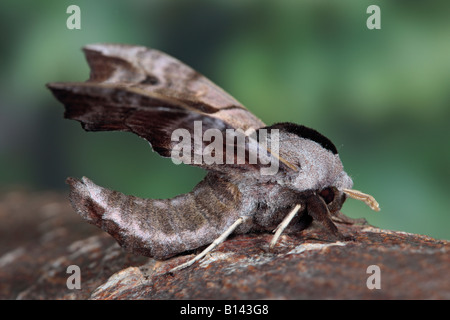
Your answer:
(0, 190), (448, 299)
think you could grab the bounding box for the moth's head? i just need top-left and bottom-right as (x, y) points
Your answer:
(264, 122), (379, 212)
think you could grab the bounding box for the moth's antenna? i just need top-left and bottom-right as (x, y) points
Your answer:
(342, 189), (380, 211)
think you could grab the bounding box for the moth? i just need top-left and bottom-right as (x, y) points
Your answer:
(47, 44), (379, 272)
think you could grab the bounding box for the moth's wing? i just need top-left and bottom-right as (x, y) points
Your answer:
(50, 43), (264, 129)
(47, 43), (271, 169)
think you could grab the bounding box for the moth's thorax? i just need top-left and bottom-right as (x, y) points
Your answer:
(278, 134), (353, 192)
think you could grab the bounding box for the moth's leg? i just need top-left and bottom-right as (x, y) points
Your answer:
(306, 195), (345, 239)
(332, 211), (368, 225)
(169, 216), (250, 273)
(269, 204), (302, 249)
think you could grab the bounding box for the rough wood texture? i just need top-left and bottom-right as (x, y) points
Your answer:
(0, 189), (448, 299)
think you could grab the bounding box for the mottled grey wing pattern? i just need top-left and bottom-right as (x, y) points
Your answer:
(47, 43), (265, 160)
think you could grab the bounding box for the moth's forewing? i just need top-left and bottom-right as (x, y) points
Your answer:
(50, 43), (264, 127)
(47, 43), (267, 169)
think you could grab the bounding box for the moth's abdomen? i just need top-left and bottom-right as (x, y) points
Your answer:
(66, 175), (241, 259)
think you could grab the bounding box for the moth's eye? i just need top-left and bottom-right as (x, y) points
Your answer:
(319, 188), (335, 204)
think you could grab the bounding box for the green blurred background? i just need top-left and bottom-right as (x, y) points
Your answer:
(0, 0), (449, 239)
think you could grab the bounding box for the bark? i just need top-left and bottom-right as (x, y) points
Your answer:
(0, 189), (448, 299)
